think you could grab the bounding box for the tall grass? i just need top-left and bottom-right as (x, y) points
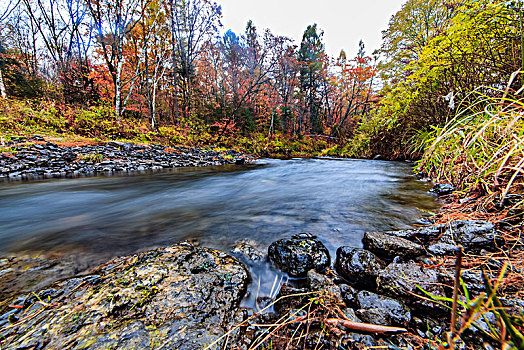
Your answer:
(416, 81), (524, 203)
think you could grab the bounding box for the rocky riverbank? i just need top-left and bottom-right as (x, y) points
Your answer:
(1, 216), (520, 349)
(0, 244), (249, 349)
(0, 135), (250, 181)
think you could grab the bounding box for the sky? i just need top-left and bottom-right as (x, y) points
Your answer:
(218, 0), (407, 58)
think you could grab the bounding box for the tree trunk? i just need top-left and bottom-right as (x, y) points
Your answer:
(115, 55), (123, 120)
(0, 69), (6, 98)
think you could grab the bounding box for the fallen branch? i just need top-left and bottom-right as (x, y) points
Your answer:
(325, 318), (407, 334)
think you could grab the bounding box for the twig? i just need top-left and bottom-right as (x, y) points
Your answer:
(324, 318), (407, 334)
(450, 245), (463, 349)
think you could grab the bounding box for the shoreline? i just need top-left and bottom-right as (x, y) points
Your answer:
(1, 212), (520, 349)
(1, 135), (251, 182)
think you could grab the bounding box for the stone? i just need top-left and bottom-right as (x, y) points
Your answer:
(340, 284), (358, 308)
(307, 270), (343, 302)
(0, 137), (249, 183)
(334, 247), (385, 289)
(377, 262), (446, 310)
(340, 333), (378, 349)
(430, 183), (454, 196)
(387, 220), (503, 254)
(355, 290), (411, 327)
(268, 233), (330, 277)
(273, 283), (309, 315)
(362, 231), (425, 260)
(0, 244), (249, 349)
(231, 240), (265, 262)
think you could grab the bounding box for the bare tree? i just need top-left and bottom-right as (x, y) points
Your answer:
(87, 0), (148, 119)
(170, 0), (221, 118)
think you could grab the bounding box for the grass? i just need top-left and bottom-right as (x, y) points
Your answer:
(416, 83), (524, 204)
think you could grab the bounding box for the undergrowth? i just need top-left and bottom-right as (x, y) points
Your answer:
(415, 82), (524, 203)
(0, 99), (352, 158)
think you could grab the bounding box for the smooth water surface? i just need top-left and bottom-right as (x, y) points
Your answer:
(0, 158), (439, 307)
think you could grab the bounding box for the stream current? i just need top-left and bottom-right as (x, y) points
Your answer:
(0, 158), (439, 308)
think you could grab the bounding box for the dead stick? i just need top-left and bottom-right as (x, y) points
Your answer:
(450, 245), (463, 349)
(324, 318), (407, 334)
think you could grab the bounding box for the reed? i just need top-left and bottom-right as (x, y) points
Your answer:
(416, 79), (524, 206)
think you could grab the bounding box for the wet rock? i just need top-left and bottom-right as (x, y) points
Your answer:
(387, 220), (503, 254)
(268, 233), (330, 277)
(340, 333), (378, 350)
(377, 263), (446, 310)
(273, 283), (309, 315)
(342, 307), (360, 322)
(355, 290), (411, 327)
(0, 244), (249, 349)
(307, 270), (343, 302)
(430, 183), (454, 196)
(373, 154), (384, 160)
(362, 231), (425, 261)
(0, 136), (251, 183)
(231, 240), (265, 262)
(376, 334), (423, 350)
(412, 315), (445, 339)
(334, 247), (385, 289)
(340, 284), (358, 308)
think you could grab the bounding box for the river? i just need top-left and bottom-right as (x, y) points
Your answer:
(0, 158), (439, 308)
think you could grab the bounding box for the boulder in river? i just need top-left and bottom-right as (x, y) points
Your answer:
(430, 183), (454, 196)
(268, 233), (330, 277)
(0, 244), (249, 350)
(334, 247), (385, 289)
(231, 239), (266, 262)
(307, 269), (343, 302)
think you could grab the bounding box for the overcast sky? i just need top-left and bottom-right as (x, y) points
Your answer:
(218, 0), (406, 58)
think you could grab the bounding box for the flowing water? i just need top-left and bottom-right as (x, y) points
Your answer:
(0, 158), (439, 308)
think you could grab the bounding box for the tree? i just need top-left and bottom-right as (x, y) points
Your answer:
(87, 0), (148, 119)
(298, 24), (325, 134)
(378, 0), (454, 85)
(367, 0), (524, 158)
(170, 0), (221, 119)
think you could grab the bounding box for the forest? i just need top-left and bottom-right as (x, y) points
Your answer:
(0, 0), (376, 156)
(0, 0), (522, 218)
(1, 0), (522, 166)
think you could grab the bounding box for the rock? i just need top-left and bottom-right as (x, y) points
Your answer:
(377, 262), (446, 310)
(231, 240), (265, 262)
(340, 284), (358, 308)
(430, 183), (454, 196)
(268, 233), (330, 277)
(387, 220), (503, 254)
(355, 290), (411, 327)
(334, 247), (385, 289)
(0, 244), (249, 349)
(273, 283), (309, 315)
(0, 138), (250, 183)
(362, 231), (425, 261)
(340, 332), (378, 349)
(342, 307), (360, 322)
(307, 270), (343, 302)
(373, 154), (384, 160)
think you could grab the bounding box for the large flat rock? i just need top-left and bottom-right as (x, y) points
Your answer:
(0, 244), (249, 349)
